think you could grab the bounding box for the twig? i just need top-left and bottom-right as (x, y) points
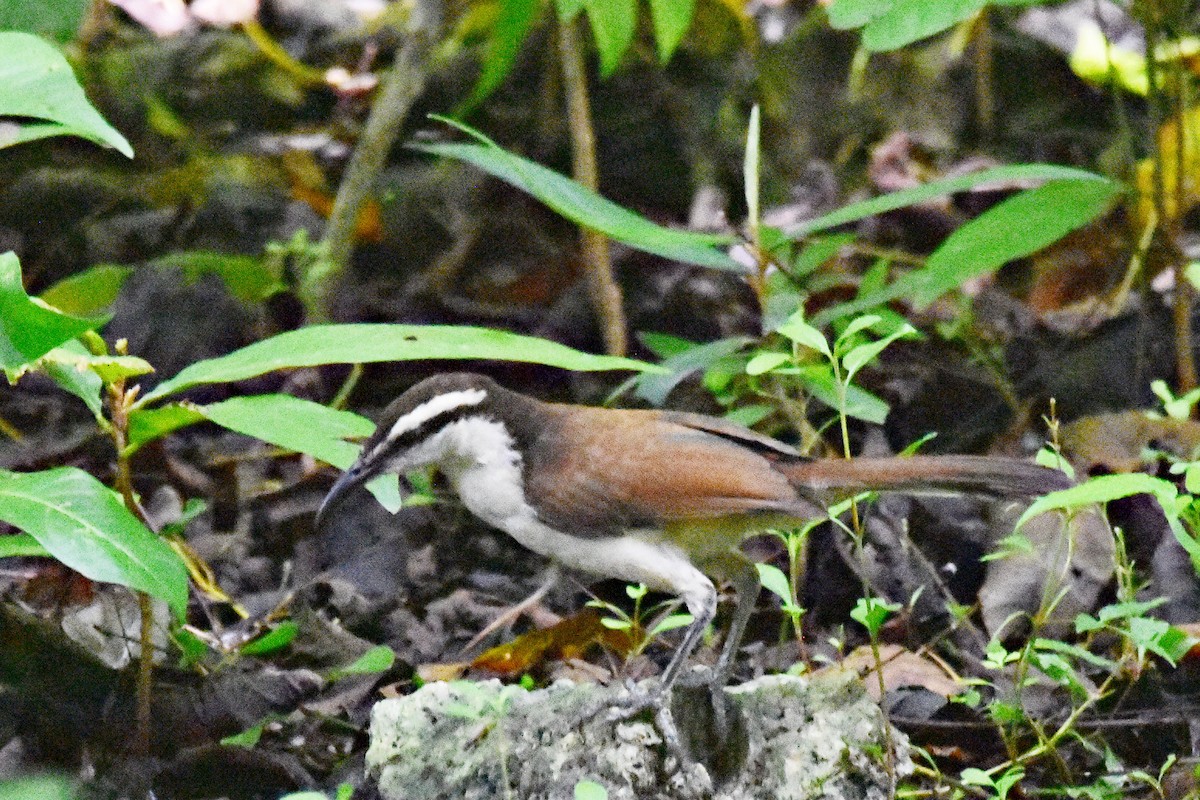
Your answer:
(558, 16), (627, 356)
(305, 4), (437, 318)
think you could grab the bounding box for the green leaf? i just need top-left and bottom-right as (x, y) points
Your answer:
(0, 252), (107, 376)
(776, 311), (832, 358)
(746, 351), (789, 376)
(0, 774), (76, 800)
(860, 0), (986, 52)
(1017, 474), (1176, 531)
(39, 264), (133, 316)
(463, 0), (543, 111)
(574, 780), (608, 800)
(221, 721), (265, 748)
(412, 121), (738, 270)
(127, 403), (208, 450)
(583, 0), (636, 76)
(0, 533), (51, 558)
(150, 251), (285, 304)
(142, 324), (663, 403)
(649, 613), (693, 636)
(850, 596), (900, 636)
(756, 562), (793, 603)
(791, 165), (1117, 238)
(826, 0), (893, 30)
(632, 334), (750, 405)
(0, 467), (188, 618)
(330, 644), (396, 680)
(902, 178), (1121, 309)
(41, 349), (154, 384)
(648, 0), (695, 62)
(39, 339), (104, 420)
(195, 395), (402, 512)
(0, 0), (89, 42)
(792, 363), (891, 424)
(0, 32), (132, 156)
(200, 395), (372, 468)
(554, 0), (586, 21)
(840, 323), (916, 383)
(241, 620), (300, 655)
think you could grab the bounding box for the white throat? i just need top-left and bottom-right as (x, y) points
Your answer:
(416, 416), (529, 527)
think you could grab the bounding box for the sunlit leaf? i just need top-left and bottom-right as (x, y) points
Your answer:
(0, 252), (106, 376)
(0, 32), (132, 155)
(143, 323), (662, 403)
(413, 119), (738, 270)
(0, 467), (188, 617)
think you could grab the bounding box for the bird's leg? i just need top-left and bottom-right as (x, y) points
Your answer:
(705, 552), (760, 739)
(574, 580), (718, 766)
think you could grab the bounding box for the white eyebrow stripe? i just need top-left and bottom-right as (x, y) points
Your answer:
(383, 387), (488, 444)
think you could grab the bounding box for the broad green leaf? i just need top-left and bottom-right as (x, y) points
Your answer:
(0, 32), (132, 156)
(776, 311), (832, 358)
(39, 264), (133, 316)
(39, 339), (104, 419)
(412, 121), (738, 270)
(0, 0), (89, 42)
(826, 0), (893, 30)
(648, 0), (695, 62)
(903, 178), (1121, 309)
(860, 0), (986, 52)
(127, 403), (207, 450)
(0, 533), (51, 558)
(746, 351), (789, 376)
(0, 774), (76, 800)
(841, 323), (916, 383)
(0, 252), (107, 375)
(756, 562), (793, 603)
(195, 395), (402, 512)
(330, 644), (396, 679)
(791, 165), (1116, 238)
(200, 395), (372, 467)
(143, 324), (663, 403)
(0, 467), (188, 617)
(463, 0), (543, 110)
(584, 0), (636, 76)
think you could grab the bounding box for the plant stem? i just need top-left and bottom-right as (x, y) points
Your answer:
(107, 376), (154, 755)
(307, 7), (435, 318)
(558, 15), (627, 356)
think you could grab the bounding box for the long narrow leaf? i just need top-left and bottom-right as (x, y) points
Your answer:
(411, 126), (738, 270)
(790, 165), (1118, 238)
(142, 324), (663, 403)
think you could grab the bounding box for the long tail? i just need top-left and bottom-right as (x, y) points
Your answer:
(779, 455), (1072, 499)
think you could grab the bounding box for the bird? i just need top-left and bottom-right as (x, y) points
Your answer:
(316, 371), (1071, 701)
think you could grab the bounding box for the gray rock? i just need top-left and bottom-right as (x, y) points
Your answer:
(366, 672), (908, 800)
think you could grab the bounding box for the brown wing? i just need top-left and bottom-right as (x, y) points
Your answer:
(523, 407), (808, 538)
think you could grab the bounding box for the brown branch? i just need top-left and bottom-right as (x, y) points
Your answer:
(304, 6), (436, 319)
(558, 16), (627, 356)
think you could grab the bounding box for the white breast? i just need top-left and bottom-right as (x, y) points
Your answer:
(430, 416), (715, 615)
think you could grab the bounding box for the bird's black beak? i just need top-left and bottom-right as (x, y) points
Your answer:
(316, 465), (362, 530)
